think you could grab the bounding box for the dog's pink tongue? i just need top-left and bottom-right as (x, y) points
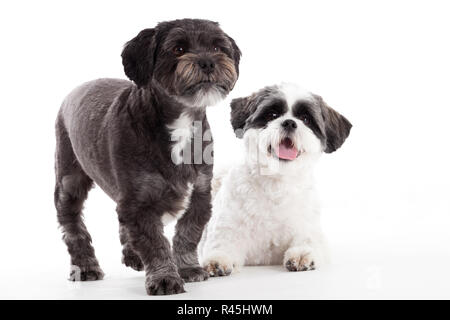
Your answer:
(276, 141), (298, 160)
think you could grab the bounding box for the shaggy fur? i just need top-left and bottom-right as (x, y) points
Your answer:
(200, 83), (351, 275)
(54, 19), (240, 295)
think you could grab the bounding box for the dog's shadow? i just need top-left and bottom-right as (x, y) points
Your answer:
(123, 265), (290, 297)
(123, 275), (191, 298)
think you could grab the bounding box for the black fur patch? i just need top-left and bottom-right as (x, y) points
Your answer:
(314, 94), (352, 153)
(230, 85), (282, 138)
(292, 101), (326, 142)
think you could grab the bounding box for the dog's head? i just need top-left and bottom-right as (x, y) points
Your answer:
(122, 19), (241, 107)
(230, 83), (352, 172)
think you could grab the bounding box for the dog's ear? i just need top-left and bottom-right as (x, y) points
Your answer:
(317, 95), (352, 153)
(226, 35), (241, 74)
(230, 96), (253, 138)
(121, 28), (157, 88)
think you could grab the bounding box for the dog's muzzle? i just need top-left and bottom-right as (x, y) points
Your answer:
(174, 53), (237, 96)
(269, 137), (300, 161)
(281, 119), (297, 132)
(197, 57), (215, 75)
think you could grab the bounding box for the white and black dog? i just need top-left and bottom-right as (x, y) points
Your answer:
(54, 19), (240, 295)
(200, 83), (351, 275)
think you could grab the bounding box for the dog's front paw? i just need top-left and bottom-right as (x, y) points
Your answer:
(204, 261), (233, 277)
(145, 274), (185, 295)
(179, 266), (209, 282)
(284, 247), (316, 272)
(202, 254), (234, 277)
(122, 248), (144, 271)
(69, 265), (104, 281)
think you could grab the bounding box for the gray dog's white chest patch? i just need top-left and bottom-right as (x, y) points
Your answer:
(161, 183), (194, 225)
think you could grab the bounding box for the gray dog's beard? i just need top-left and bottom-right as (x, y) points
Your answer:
(168, 52), (237, 108)
(175, 86), (225, 107)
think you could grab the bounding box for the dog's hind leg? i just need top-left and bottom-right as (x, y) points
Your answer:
(54, 118), (104, 281)
(119, 224), (144, 271)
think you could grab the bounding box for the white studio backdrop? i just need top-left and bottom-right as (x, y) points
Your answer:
(1, 0), (450, 299)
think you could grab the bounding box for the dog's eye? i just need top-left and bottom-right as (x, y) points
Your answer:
(265, 112), (279, 121)
(213, 46), (221, 52)
(173, 46), (185, 56)
(298, 114), (311, 124)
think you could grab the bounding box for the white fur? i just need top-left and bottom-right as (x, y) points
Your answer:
(176, 87), (224, 108)
(161, 182), (194, 225)
(279, 82), (313, 107)
(190, 87), (224, 107)
(200, 84), (329, 274)
(168, 88), (224, 164)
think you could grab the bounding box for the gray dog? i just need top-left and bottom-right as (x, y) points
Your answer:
(54, 19), (241, 295)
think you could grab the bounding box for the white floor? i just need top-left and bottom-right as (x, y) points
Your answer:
(2, 211), (450, 300)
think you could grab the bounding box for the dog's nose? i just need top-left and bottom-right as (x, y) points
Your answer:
(282, 119), (297, 130)
(198, 58), (215, 74)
